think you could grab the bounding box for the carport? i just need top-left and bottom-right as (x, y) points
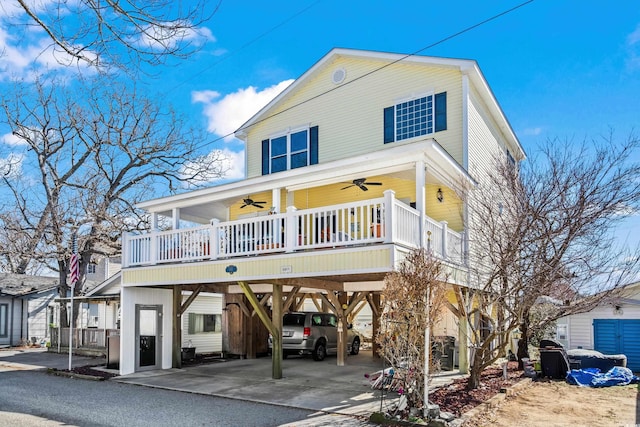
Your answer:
(169, 276), (386, 380)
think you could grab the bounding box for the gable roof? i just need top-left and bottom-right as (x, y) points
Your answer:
(235, 47), (524, 160)
(0, 273), (59, 297)
(85, 271), (121, 297)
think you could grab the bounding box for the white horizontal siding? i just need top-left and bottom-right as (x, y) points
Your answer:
(181, 293), (223, 354)
(28, 292), (56, 342)
(562, 296), (640, 350)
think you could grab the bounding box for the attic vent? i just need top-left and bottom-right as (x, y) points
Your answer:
(332, 67), (346, 84)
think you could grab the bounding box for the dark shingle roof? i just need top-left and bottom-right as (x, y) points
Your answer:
(0, 273), (59, 296)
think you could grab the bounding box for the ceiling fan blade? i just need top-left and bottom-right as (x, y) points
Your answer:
(341, 184), (355, 190)
(240, 204), (248, 208)
(359, 185), (369, 191)
(366, 182), (383, 186)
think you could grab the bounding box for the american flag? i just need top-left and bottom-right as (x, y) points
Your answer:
(69, 253), (79, 285)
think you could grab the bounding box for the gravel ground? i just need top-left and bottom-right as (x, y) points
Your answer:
(0, 370), (315, 427)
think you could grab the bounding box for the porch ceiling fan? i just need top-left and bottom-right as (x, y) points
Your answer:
(340, 178), (383, 192)
(240, 197), (266, 209)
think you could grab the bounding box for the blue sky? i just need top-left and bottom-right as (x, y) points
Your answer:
(1, 0), (639, 247)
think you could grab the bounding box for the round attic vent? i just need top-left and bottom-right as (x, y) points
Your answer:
(332, 67), (346, 84)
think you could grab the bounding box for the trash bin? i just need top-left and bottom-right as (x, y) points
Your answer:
(106, 334), (120, 370)
(181, 347), (196, 361)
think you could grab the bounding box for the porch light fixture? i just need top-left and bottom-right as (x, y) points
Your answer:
(436, 188), (444, 203)
(225, 265), (237, 275)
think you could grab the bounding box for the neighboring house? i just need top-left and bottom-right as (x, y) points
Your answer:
(0, 273), (59, 347)
(557, 282), (640, 371)
(118, 48), (525, 375)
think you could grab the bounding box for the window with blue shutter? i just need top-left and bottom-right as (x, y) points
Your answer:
(383, 91), (447, 143)
(261, 126), (318, 175)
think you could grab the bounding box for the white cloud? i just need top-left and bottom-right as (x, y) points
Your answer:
(522, 127), (543, 136)
(0, 152), (24, 178)
(627, 24), (640, 45)
(1, 132), (26, 146)
(0, 24), (95, 81)
(181, 148), (245, 186)
(626, 24), (640, 71)
(135, 22), (215, 51)
(192, 80), (294, 141)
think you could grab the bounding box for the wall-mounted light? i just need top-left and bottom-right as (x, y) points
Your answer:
(613, 304), (624, 315)
(225, 265), (237, 275)
(436, 188), (444, 203)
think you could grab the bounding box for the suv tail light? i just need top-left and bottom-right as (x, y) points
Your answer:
(303, 327), (311, 338)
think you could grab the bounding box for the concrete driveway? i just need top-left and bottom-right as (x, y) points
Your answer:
(1, 348), (465, 420)
(115, 351), (396, 418)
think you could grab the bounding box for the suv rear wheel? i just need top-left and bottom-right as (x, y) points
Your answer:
(312, 340), (327, 361)
(350, 337), (360, 355)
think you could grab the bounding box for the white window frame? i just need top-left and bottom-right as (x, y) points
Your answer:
(268, 127), (310, 173)
(393, 92), (434, 142)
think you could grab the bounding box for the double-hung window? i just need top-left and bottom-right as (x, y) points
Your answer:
(384, 92), (447, 143)
(262, 126), (318, 175)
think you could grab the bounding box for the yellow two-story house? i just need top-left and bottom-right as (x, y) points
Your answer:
(118, 48), (524, 376)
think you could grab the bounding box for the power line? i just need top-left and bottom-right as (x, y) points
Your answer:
(192, 0), (536, 154)
(166, 0), (323, 94)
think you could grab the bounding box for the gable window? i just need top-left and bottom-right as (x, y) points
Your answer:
(188, 313), (222, 334)
(0, 304), (7, 338)
(384, 92), (447, 143)
(262, 126), (318, 175)
(87, 263), (97, 274)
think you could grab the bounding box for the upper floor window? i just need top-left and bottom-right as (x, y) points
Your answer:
(262, 126), (318, 175)
(87, 263), (97, 274)
(384, 92), (447, 144)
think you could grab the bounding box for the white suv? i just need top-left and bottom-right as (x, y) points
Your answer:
(268, 312), (361, 361)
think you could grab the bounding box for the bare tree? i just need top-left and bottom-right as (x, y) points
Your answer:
(458, 132), (640, 390)
(0, 76), (228, 326)
(376, 249), (448, 414)
(9, 0), (218, 70)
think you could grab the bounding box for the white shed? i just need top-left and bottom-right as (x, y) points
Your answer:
(557, 282), (640, 372)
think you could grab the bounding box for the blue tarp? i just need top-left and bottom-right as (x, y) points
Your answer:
(566, 366), (640, 387)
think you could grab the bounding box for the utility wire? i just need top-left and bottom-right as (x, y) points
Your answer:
(166, 0), (323, 94)
(192, 0), (536, 154)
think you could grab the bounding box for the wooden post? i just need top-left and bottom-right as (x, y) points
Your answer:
(369, 293), (381, 358)
(172, 285), (182, 369)
(272, 283), (283, 379)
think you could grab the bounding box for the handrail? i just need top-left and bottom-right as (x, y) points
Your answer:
(122, 195), (466, 267)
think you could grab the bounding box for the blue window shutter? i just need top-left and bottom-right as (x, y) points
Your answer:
(435, 92), (447, 132)
(383, 106), (394, 143)
(261, 139), (269, 175)
(310, 126), (318, 165)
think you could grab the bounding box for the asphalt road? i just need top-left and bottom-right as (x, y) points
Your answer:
(0, 370), (316, 427)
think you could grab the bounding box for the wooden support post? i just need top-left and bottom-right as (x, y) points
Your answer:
(272, 283), (283, 379)
(172, 286), (182, 369)
(368, 293), (381, 358)
(237, 281), (280, 379)
(325, 292), (346, 366)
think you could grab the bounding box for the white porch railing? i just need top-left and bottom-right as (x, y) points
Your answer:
(123, 191), (466, 267)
